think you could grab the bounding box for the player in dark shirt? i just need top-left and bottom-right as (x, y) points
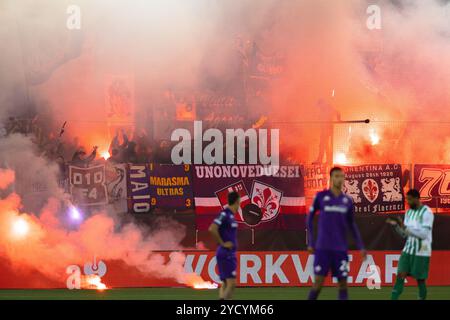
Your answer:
(306, 167), (367, 300)
(209, 191), (240, 300)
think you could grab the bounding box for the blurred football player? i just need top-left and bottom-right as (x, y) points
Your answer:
(209, 191), (240, 300)
(306, 167), (366, 300)
(386, 189), (434, 300)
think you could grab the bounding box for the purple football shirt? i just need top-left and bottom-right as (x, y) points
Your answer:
(213, 208), (238, 253)
(306, 189), (364, 251)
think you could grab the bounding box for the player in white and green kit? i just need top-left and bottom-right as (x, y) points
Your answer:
(386, 189), (434, 300)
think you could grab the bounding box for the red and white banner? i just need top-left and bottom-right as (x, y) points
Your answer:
(193, 165), (306, 230)
(179, 250), (450, 287)
(414, 164), (450, 209)
(2, 251), (449, 288)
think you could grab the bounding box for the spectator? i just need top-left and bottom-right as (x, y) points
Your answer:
(137, 144), (153, 163)
(154, 140), (172, 163)
(71, 146), (97, 167)
(55, 155), (67, 183)
(124, 141), (138, 163)
(109, 129), (128, 162)
(107, 148), (122, 164)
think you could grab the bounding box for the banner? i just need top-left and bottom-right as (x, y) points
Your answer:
(303, 164), (329, 199)
(250, 52), (284, 79)
(343, 164), (404, 213)
(3, 250), (450, 288)
(180, 250), (450, 287)
(193, 165), (306, 230)
(148, 164), (194, 210)
(105, 75), (136, 146)
(105, 163), (127, 213)
(105, 74), (135, 122)
(69, 165), (108, 206)
(14, 166), (66, 213)
(126, 164), (152, 214)
(414, 164), (450, 208)
(196, 94), (238, 111)
(175, 99), (196, 121)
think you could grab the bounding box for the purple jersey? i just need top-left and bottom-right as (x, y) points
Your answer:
(213, 208), (238, 253)
(307, 189), (364, 251)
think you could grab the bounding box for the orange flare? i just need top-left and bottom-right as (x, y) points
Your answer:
(82, 275), (108, 291)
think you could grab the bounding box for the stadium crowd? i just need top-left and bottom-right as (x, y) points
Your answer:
(1, 112), (269, 171)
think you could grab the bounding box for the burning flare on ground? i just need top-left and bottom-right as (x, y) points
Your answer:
(82, 275), (108, 291)
(192, 281), (219, 289)
(11, 216), (29, 238)
(185, 273), (218, 290)
(0, 168), (209, 289)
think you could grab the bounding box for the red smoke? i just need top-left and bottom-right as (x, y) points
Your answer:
(0, 169), (15, 189)
(0, 171), (212, 288)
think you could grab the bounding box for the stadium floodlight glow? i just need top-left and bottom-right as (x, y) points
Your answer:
(69, 205), (83, 221)
(12, 217), (29, 238)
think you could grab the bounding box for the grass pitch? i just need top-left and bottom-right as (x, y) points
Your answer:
(1, 286), (449, 300)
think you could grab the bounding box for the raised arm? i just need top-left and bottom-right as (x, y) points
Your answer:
(110, 132), (119, 150)
(121, 130), (129, 149)
(85, 146), (97, 163)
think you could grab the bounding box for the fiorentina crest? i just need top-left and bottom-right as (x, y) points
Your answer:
(215, 180), (283, 226)
(362, 178), (379, 203)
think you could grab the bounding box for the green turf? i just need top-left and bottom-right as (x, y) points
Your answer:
(1, 286), (449, 300)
